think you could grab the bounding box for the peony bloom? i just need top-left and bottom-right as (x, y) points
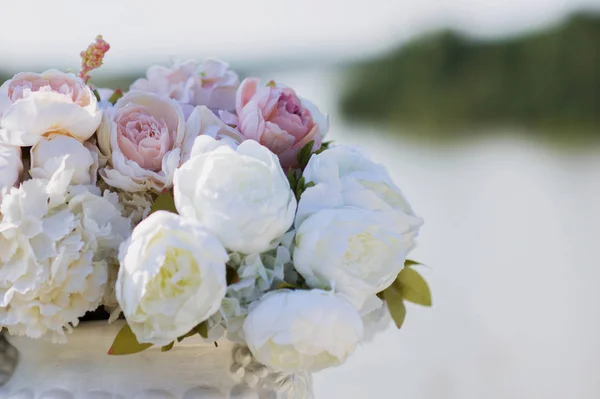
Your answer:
(0, 163), (131, 343)
(116, 211), (228, 346)
(293, 207), (418, 309)
(235, 78), (329, 169)
(97, 91), (186, 192)
(173, 138), (297, 254)
(296, 145), (424, 229)
(0, 144), (22, 191)
(0, 70), (101, 146)
(359, 296), (392, 342)
(180, 105), (244, 164)
(30, 134), (99, 185)
(130, 59), (239, 112)
(243, 289), (363, 372)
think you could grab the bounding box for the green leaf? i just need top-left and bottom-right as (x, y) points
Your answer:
(276, 282), (297, 290)
(287, 168), (298, 191)
(108, 89), (123, 105)
(405, 259), (422, 267)
(296, 140), (315, 167)
(384, 287), (407, 328)
(150, 191), (177, 215)
(196, 322), (208, 339)
(315, 140), (333, 155)
(92, 88), (101, 103)
(396, 267), (432, 307)
(108, 324), (152, 355)
(161, 341), (175, 352)
(177, 329), (197, 342)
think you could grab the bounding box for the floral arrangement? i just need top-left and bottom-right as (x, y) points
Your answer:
(0, 36), (430, 374)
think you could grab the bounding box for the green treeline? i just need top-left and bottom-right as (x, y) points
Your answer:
(340, 13), (600, 136)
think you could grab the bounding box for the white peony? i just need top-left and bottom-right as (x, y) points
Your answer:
(293, 207), (418, 309)
(0, 144), (22, 191)
(97, 91), (186, 192)
(0, 163), (131, 342)
(243, 289), (363, 372)
(359, 296), (392, 342)
(296, 145), (423, 228)
(180, 105), (244, 164)
(0, 70), (101, 146)
(116, 211), (228, 346)
(173, 138), (297, 254)
(30, 134), (99, 185)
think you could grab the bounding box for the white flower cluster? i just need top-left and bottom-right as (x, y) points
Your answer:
(0, 39), (425, 375)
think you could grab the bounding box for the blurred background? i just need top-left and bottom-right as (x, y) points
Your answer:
(2, 0), (600, 397)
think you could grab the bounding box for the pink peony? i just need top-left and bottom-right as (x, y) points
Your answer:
(235, 78), (328, 169)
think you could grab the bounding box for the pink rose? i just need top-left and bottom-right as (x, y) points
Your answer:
(193, 59), (239, 111)
(130, 59), (239, 113)
(235, 78), (329, 169)
(0, 70), (101, 146)
(97, 91), (185, 192)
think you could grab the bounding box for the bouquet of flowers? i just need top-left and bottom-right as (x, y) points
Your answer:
(0, 36), (430, 374)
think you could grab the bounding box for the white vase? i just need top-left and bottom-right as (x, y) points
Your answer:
(0, 321), (313, 399)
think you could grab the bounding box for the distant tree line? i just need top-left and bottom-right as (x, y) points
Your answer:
(340, 13), (600, 137)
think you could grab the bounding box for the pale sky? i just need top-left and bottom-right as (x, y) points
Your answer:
(1, 0), (600, 71)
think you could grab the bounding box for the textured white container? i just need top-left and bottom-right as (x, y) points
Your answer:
(0, 321), (312, 399)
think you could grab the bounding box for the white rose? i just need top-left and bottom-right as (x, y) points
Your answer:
(116, 211), (228, 346)
(97, 91), (186, 192)
(293, 207), (417, 308)
(0, 162), (131, 343)
(296, 145), (423, 229)
(180, 105), (244, 164)
(30, 134), (99, 185)
(243, 289), (363, 372)
(173, 138), (296, 254)
(0, 70), (101, 146)
(0, 144), (22, 191)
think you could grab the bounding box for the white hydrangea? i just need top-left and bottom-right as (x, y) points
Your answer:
(116, 190), (153, 226)
(219, 231), (297, 342)
(227, 245), (293, 305)
(0, 164), (131, 342)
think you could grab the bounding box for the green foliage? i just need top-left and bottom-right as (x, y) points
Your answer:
(108, 324), (152, 355)
(383, 285), (407, 328)
(296, 140), (315, 168)
(91, 89), (101, 103)
(108, 89), (124, 105)
(396, 267), (432, 306)
(340, 13), (600, 136)
(150, 191), (177, 215)
(161, 341), (175, 352)
(380, 260), (432, 329)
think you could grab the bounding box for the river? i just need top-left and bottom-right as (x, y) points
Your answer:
(267, 67), (600, 399)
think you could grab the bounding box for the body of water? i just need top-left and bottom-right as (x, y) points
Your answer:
(267, 68), (600, 398)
